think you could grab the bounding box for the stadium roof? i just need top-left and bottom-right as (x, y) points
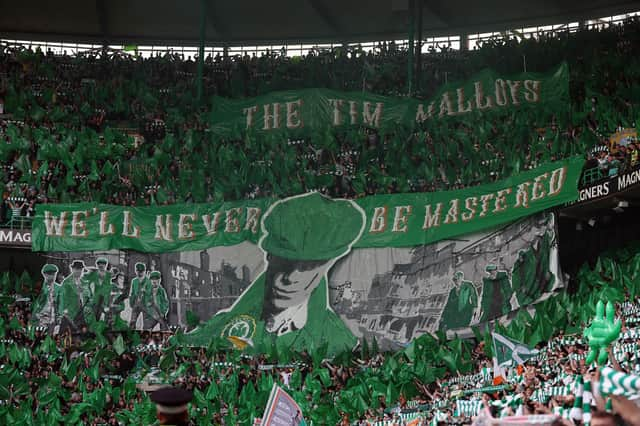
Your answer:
(1, 0), (640, 46)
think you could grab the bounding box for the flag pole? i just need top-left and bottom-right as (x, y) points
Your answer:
(196, 0), (207, 103)
(407, 0), (415, 95)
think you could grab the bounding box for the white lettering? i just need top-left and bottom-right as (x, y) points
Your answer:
(362, 102), (383, 128)
(154, 214), (173, 241)
(70, 211), (89, 237)
(44, 211), (67, 236)
(461, 197), (478, 221)
(617, 169), (640, 190)
(479, 194), (494, 217)
(438, 92), (456, 117)
(506, 80), (522, 105)
(178, 214), (196, 240)
(514, 182), (532, 208)
(244, 207), (262, 233)
(456, 88), (472, 113)
(443, 199), (460, 224)
(474, 81), (494, 110)
(524, 80), (541, 102)
(494, 189), (512, 213)
(202, 212), (223, 235)
(243, 105), (258, 128)
(415, 103), (435, 122)
(532, 173), (549, 201)
(99, 211), (115, 235)
(328, 99), (344, 125)
(122, 211), (140, 238)
(285, 100), (303, 129)
(423, 203), (443, 229)
(263, 103), (281, 130)
(225, 208), (243, 233)
(548, 167), (567, 196)
(392, 205), (412, 232)
(579, 182), (610, 201)
(369, 207), (387, 233)
(349, 101), (358, 125)
(495, 79), (509, 106)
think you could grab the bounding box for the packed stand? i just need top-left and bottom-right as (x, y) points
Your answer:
(581, 135), (640, 185)
(1, 18), (640, 224)
(1, 241), (640, 424)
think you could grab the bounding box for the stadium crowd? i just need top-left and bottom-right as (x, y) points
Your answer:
(3, 244), (640, 424)
(3, 11), (640, 426)
(1, 17), (640, 224)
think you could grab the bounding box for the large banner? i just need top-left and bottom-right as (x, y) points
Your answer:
(32, 157), (583, 253)
(208, 64), (568, 136)
(32, 210), (560, 353)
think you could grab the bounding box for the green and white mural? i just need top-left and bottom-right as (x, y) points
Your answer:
(31, 193), (561, 354)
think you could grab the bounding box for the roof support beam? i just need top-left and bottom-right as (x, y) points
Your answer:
(423, 0), (452, 26)
(307, 0), (343, 38)
(206, 0), (227, 40)
(415, 0), (423, 90)
(197, 0), (206, 102)
(95, 0), (109, 46)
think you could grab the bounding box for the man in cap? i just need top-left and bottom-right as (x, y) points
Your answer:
(141, 271), (169, 330)
(439, 271), (478, 331)
(107, 272), (128, 324)
(84, 257), (112, 323)
(188, 192), (366, 354)
(150, 387), (193, 426)
(33, 264), (61, 331)
(129, 262), (150, 328)
(59, 260), (90, 332)
(478, 264), (513, 323)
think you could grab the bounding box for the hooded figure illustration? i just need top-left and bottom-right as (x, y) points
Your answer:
(439, 271), (477, 330)
(188, 192), (366, 354)
(478, 264), (513, 323)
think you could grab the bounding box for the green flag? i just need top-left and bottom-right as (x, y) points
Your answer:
(491, 332), (539, 367)
(113, 335), (125, 356)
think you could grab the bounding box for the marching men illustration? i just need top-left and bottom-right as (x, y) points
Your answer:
(84, 257), (113, 322)
(128, 262), (151, 328)
(33, 264), (61, 332)
(58, 260), (91, 332)
(33, 257), (170, 332)
(141, 271), (169, 330)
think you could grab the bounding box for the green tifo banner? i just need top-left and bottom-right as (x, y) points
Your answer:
(32, 157), (583, 253)
(31, 212), (561, 355)
(208, 63), (568, 136)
